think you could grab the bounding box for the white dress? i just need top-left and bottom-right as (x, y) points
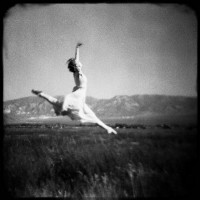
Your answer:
(61, 71), (96, 121)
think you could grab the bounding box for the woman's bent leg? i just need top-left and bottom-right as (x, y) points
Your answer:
(32, 90), (59, 105)
(32, 90), (62, 115)
(39, 92), (59, 105)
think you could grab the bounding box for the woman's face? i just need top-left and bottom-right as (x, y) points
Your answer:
(75, 61), (82, 71)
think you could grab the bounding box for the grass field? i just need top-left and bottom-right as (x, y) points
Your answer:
(3, 124), (198, 198)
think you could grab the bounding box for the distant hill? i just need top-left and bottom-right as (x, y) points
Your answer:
(3, 95), (197, 124)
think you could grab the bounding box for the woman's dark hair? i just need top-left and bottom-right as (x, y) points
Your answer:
(67, 58), (76, 73)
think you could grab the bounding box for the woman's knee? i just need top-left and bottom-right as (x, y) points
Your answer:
(80, 118), (97, 124)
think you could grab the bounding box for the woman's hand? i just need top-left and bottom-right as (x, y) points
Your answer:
(76, 42), (83, 48)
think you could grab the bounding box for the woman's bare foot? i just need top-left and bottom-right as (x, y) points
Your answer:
(31, 89), (42, 96)
(107, 127), (117, 135)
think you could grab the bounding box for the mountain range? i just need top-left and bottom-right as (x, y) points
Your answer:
(3, 94), (197, 124)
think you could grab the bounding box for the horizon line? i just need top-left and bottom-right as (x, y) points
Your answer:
(3, 93), (197, 102)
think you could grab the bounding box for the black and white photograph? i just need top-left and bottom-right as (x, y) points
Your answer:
(3, 3), (197, 198)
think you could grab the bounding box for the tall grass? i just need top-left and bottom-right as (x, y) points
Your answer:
(3, 126), (198, 198)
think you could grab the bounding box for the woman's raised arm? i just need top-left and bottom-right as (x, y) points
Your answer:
(75, 42), (83, 62)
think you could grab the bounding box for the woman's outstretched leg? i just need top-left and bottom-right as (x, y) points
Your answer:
(81, 115), (117, 134)
(81, 104), (117, 134)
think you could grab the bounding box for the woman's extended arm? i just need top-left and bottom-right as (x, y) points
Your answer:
(75, 42), (83, 62)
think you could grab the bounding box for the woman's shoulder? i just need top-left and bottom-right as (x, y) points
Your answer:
(74, 71), (86, 78)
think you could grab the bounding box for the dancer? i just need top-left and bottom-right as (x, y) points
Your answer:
(32, 43), (117, 134)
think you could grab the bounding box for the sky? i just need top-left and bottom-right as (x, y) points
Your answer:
(3, 4), (197, 101)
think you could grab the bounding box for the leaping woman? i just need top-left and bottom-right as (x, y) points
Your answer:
(32, 43), (117, 134)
